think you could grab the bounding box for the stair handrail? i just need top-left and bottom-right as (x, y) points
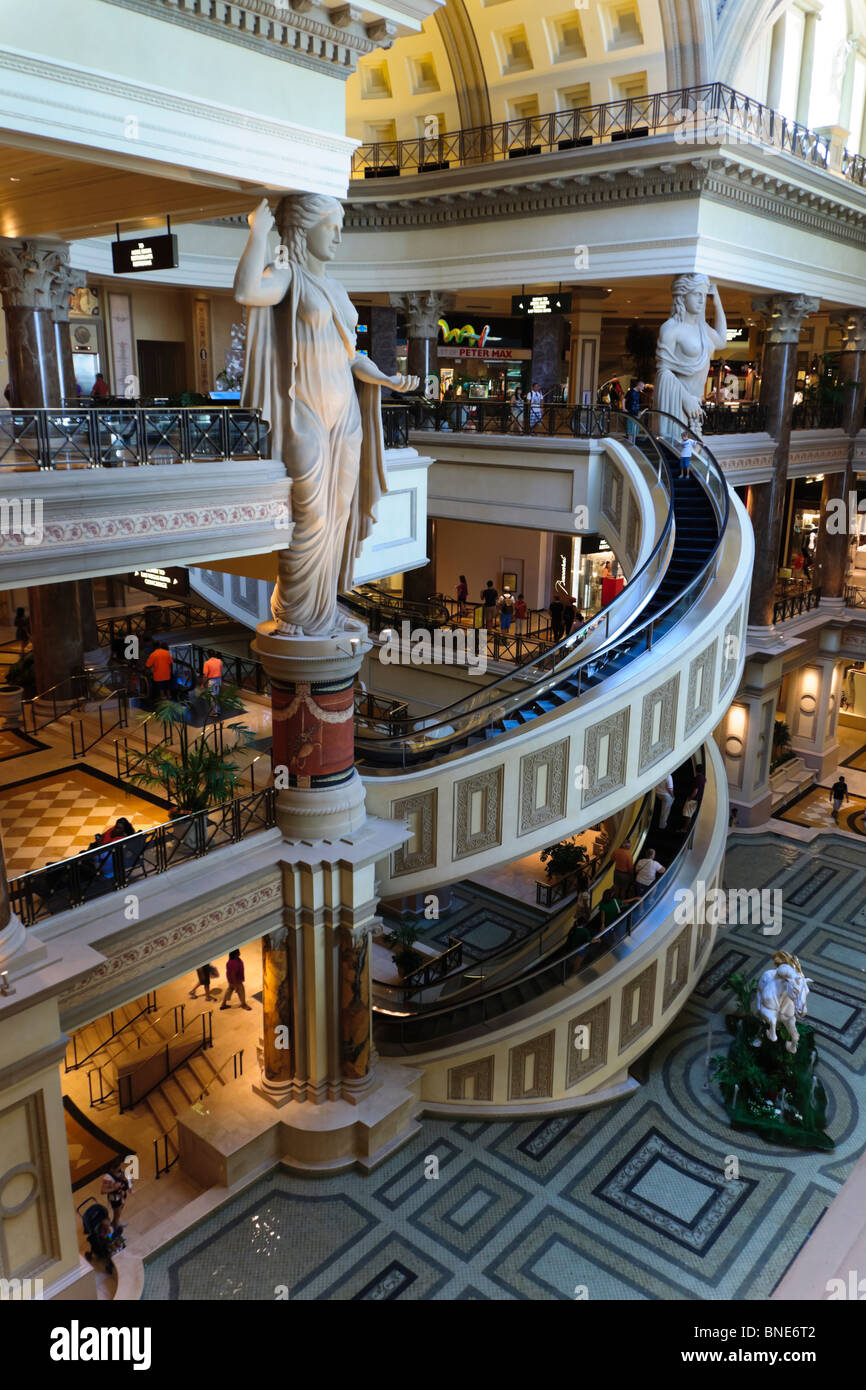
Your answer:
(153, 1047), (244, 1179)
(357, 412), (731, 769)
(22, 671), (89, 733)
(70, 687), (129, 758)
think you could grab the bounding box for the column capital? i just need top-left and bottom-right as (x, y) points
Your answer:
(47, 260), (86, 323)
(831, 307), (866, 353)
(0, 239), (70, 311)
(389, 290), (455, 337)
(751, 294), (820, 344)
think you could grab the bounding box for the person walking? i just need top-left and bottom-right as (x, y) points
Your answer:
(514, 593), (528, 635)
(509, 385), (525, 433)
(562, 596), (576, 639)
(598, 887), (622, 927)
(91, 371), (110, 401)
(634, 849), (665, 894)
(13, 606), (30, 652)
(456, 574), (469, 619)
(679, 429), (695, 479)
(655, 773), (675, 829)
(624, 379), (645, 440)
(528, 381), (545, 432)
(221, 948), (251, 1010)
(145, 641), (173, 702)
(190, 963), (217, 1001)
(481, 579), (498, 629)
(612, 839), (634, 900)
(830, 776), (850, 820)
(202, 649), (223, 695)
(497, 588), (515, 633)
(101, 1160), (132, 1235)
(549, 595), (565, 644)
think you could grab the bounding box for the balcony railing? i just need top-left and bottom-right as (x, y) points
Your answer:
(352, 82), (850, 182)
(0, 405), (264, 470)
(791, 399), (845, 430)
(773, 585), (821, 624)
(10, 787), (276, 927)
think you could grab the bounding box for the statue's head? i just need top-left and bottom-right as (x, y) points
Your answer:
(671, 273), (710, 321)
(275, 194), (345, 266)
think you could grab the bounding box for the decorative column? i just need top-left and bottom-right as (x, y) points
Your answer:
(747, 293), (819, 630)
(0, 832), (26, 971)
(786, 635), (844, 779)
(766, 15), (788, 110)
(29, 581), (84, 694)
(567, 301), (602, 404)
(796, 8), (820, 127)
(0, 239), (70, 406)
(816, 309), (866, 602)
(259, 924), (293, 1100)
(721, 652), (783, 826)
(48, 260), (86, 402)
(389, 291), (454, 396)
(531, 312), (566, 395)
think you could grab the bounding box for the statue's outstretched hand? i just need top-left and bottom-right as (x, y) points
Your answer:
(389, 374), (421, 393)
(249, 198), (275, 237)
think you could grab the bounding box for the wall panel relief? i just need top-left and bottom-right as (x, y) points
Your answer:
(662, 924), (693, 1011)
(391, 789), (437, 877)
(602, 462), (624, 533)
(638, 675), (680, 773)
(518, 739), (569, 836)
(685, 639), (718, 734)
(508, 1031), (555, 1100)
(566, 999), (611, 1088)
(0, 1092), (57, 1279)
(447, 1056), (494, 1101)
(720, 606), (744, 695)
(454, 766), (503, 860)
(618, 962), (658, 1053)
(626, 490), (640, 565)
(581, 708), (629, 808)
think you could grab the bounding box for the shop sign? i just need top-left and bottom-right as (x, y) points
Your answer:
(438, 345), (532, 361)
(128, 567), (190, 596)
(511, 292), (572, 316)
(438, 319), (501, 347)
(111, 233), (179, 274)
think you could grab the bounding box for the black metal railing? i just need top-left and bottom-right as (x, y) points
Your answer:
(773, 586), (821, 623)
(700, 402), (766, 434)
(845, 584), (866, 608)
(791, 399), (845, 430)
(396, 937), (464, 992)
(65, 992), (158, 1072)
(70, 689), (129, 758)
(352, 82), (845, 180)
(0, 406), (264, 470)
(382, 404), (410, 448)
(153, 1047), (244, 1178)
(95, 603), (225, 648)
(410, 400), (612, 437)
(10, 787), (276, 927)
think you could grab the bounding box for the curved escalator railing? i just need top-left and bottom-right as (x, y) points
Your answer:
(357, 410), (729, 770)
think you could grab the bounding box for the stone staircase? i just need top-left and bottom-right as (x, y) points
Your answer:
(770, 755), (816, 811)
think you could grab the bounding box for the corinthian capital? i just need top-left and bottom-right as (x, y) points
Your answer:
(48, 258), (87, 322)
(751, 294), (820, 345)
(390, 290), (456, 337)
(831, 308), (866, 353)
(0, 239), (71, 311)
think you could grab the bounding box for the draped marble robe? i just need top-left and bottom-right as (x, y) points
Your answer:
(655, 314), (715, 439)
(243, 263), (386, 636)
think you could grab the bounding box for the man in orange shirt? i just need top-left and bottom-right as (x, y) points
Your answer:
(145, 641), (173, 702)
(612, 839), (634, 900)
(202, 649), (223, 695)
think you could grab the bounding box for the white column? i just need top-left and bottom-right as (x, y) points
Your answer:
(795, 9), (819, 127)
(767, 16), (788, 110)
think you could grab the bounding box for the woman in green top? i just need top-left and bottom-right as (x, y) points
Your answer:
(599, 887), (621, 927)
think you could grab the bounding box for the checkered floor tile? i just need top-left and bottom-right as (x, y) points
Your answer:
(0, 768), (165, 876)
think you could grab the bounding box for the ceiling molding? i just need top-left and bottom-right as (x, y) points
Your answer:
(434, 0), (491, 131)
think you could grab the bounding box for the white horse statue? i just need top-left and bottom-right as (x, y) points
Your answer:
(751, 952), (812, 1053)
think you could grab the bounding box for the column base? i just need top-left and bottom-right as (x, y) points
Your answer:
(0, 911), (26, 972)
(275, 768), (367, 842)
(729, 789), (774, 827)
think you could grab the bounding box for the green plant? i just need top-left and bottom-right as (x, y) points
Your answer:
(6, 652), (35, 697)
(539, 839), (589, 884)
(726, 971), (759, 1014)
(128, 685), (254, 813)
(624, 321), (656, 382)
(384, 921), (425, 976)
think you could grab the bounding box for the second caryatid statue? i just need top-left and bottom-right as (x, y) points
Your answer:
(234, 195), (418, 637)
(234, 196), (418, 840)
(655, 273), (727, 439)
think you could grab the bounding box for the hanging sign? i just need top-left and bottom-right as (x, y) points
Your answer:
(111, 234), (179, 273)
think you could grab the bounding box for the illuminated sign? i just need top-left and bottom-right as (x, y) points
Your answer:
(111, 234), (179, 274)
(726, 325), (749, 343)
(128, 567), (190, 597)
(438, 345), (532, 361)
(438, 319), (502, 347)
(511, 292), (572, 316)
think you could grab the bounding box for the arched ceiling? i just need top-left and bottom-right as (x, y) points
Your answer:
(346, 0), (673, 144)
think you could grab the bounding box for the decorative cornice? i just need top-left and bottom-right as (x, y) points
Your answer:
(97, 0), (383, 79)
(752, 293), (821, 343)
(831, 307), (866, 352)
(343, 153), (866, 254)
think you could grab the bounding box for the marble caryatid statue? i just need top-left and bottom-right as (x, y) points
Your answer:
(234, 196), (418, 637)
(655, 274), (727, 437)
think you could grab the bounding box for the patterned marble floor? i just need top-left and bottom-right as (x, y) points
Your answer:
(380, 882), (547, 964)
(777, 784), (866, 836)
(140, 830), (866, 1301)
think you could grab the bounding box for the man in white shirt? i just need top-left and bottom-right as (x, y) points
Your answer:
(655, 773), (675, 828)
(634, 849), (665, 894)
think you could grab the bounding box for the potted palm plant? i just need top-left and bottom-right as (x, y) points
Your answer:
(384, 921), (426, 978)
(129, 685), (254, 833)
(539, 838), (590, 889)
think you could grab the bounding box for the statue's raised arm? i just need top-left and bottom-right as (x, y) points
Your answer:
(233, 198), (290, 308)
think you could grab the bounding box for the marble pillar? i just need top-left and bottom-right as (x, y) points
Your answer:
(48, 261), (86, 402)
(252, 623), (371, 841)
(567, 303), (602, 404)
(390, 291), (454, 397)
(816, 309), (866, 600)
(260, 925), (293, 1097)
(0, 240), (73, 407)
(747, 294), (819, 629)
(531, 313), (566, 395)
(78, 580), (99, 651)
(29, 581), (84, 694)
(339, 921), (372, 1087)
(721, 652), (783, 825)
(786, 642), (844, 779)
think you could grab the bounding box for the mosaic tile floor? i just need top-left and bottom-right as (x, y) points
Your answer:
(0, 767), (166, 876)
(380, 883), (547, 963)
(0, 728), (48, 763)
(776, 784), (866, 836)
(140, 830), (866, 1301)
